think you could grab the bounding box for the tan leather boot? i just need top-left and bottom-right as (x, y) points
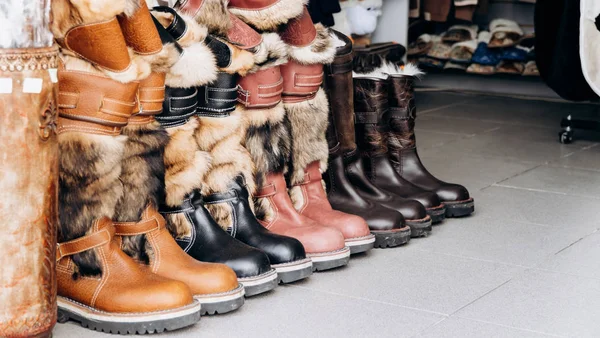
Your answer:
(256, 173), (350, 271)
(114, 206), (245, 315)
(56, 218), (201, 334)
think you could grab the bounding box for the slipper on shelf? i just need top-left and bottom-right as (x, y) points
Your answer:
(426, 36), (452, 60)
(471, 31), (502, 66)
(466, 63), (495, 75)
(500, 46), (530, 62)
(444, 61), (468, 71)
(408, 34), (434, 56)
(488, 18), (523, 48)
(449, 39), (478, 64)
(418, 56), (445, 69)
(496, 60), (525, 75)
(522, 60), (540, 76)
(441, 25), (478, 43)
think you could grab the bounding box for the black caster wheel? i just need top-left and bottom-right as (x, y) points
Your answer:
(559, 130), (573, 144)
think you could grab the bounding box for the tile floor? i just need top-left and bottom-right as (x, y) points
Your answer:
(54, 92), (600, 338)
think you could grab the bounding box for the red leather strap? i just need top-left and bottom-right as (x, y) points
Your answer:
(280, 60), (323, 103)
(237, 67), (283, 108)
(255, 183), (277, 198)
(227, 13), (262, 50)
(56, 219), (114, 261)
(177, 0), (206, 17)
(228, 0), (280, 10)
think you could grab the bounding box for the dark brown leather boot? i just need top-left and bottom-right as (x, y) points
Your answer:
(323, 30), (410, 248)
(351, 75), (433, 237)
(353, 71), (447, 224)
(387, 65), (474, 217)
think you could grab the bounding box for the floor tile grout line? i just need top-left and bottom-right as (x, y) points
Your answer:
(545, 162), (600, 174)
(553, 228), (600, 255)
(285, 284), (449, 317)
(412, 248), (534, 269)
(491, 184), (600, 200)
(448, 278), (514, 317)
(452, 316), (568, 337)
(492, 163), (544, 186)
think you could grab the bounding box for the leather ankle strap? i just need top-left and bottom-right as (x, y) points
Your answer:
(354, 111), (379, 124)
(113, 208), (165, 236)
(203, 190), (239, 204)
(281, 60), (323, 103)
(56, 18), (131, 73)
(326, 60), (352, 75)
(56, 223), (113, 261)
(255, 184), (277, 198)
(152, 6), (188, 42)
(197, 72), (238, 117)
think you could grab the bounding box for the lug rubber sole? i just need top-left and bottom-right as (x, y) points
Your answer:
(426, 204), (446, 224)
(346, 234), (376, 254)
(406, 216), (433, 238)
(308, 246), (351, 271)
(56, 296), (201, 334)
(272, 258), (313, 284)
(444, 198), (475, 218)
(195, 284), (245, 315)
(372, 227), (411, 248)
(238, 269), (278, 297)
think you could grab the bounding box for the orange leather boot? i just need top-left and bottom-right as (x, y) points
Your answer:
(256, 173), (350, 271)
(57, 218), (201, 334)
(114, 206), (245, 315)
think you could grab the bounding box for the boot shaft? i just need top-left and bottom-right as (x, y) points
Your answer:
(353, 76), (389, 157)
(386, 75), (417, 157)
(324, 30), (356, 155)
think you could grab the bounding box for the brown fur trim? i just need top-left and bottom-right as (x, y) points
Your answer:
(192, 0), (231, 36)
(152, 10), (208, 46)
(138, 42), (181, 73)
(288, 185), (305, 212)
(285, 88), (329, 186)
(59, 132), (126, 277)
(114, 122), (168, 264)
(229, 0), (307, 31)
(164, 212), (192, 239)
(248, 33), (288, 73)
(165, 42), (217, 87)
(196, 107), (256, 230)
(164, 118), (211, 207)
(244, 102), (290, 188)
(286, 24), (336, 65)
(103, 49), (152, 83)
(221, 42), (255, 76)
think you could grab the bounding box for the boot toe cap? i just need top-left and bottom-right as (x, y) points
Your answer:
(437, 184), (470, 202)
(364, 206), (406, 231)
(262, 234), (307, 264)
(409, 192), (443, 210)
(288, 226), (346, 254)
(187, 262), (240, 296)
(332, 211), (372, 239)
(109, 278), (194, 313)
(227, 248), (273, 279)
(396, 199), (428, 220)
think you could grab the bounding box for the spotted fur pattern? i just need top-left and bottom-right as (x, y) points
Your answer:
(58, 132), (126, 277)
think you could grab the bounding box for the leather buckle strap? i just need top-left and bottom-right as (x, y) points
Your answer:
(281, 61), (323, 103)
(56, 18), (131, 72)
(354, 111), (379, 124)
(177, 0), (206, 18)
(237, 67), (283, 108)
(155, 87), (198, 128)
(227, 13), (262, 50)
(255, 184), (277, 198)
(152, 6), (188, 42)
(118, 1), (163, 55)
(56, 227), (112, 262)
(327, 60), (353, 75)
(203, 190), (239, 204)
(388, 107), (408, 118)
(113, 207), (165, 236)
(133, 72), (166, 118)
(57, 117), (123, 136)
(197, 73), (239, 117)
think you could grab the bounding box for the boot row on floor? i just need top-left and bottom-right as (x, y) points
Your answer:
(50, 0), (474, 334)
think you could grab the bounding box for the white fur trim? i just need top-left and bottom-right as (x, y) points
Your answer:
(229, 0), (307, 31)
(490, 18), (523, 35)
(417, 34), (432, 43)
(330, 31), (347, 48)
(287, 25), (336, 65)
(478, 31), (491, 43)
(165, 42), (217, 87)
(580, 0), (600, 96)
(451, 39), (478, 53)
(353, 68), (388, 79)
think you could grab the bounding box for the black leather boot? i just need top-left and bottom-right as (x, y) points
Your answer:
(323, 30), (410, 248)
(204, 177), (313, 283)
(159, 192), (277, 297)
(387, 69), (474, 217)
(351, 75), (433, 237)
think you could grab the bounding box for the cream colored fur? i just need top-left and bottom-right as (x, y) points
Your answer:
(229, 0), (307, 31)
(249, 33), (289, 73)
(287, 24), (336, 65)
(243, 101), (286, 128)
(165, 42), (217, 87)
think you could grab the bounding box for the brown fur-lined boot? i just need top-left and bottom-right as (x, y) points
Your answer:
(113, 5), (245, 315)
(281, 8), (375, 255)
(227, 4), (350, 271)
(55, 61), (200, 332)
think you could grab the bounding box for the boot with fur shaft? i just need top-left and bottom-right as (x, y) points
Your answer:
(56, 59), (200, 333)
(281, 7), (375, 254)
(385, 64), (475, 217)
(234, 25), (350, 272)
(352, 71), (433, 238)
(114, 10), (245, 314)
